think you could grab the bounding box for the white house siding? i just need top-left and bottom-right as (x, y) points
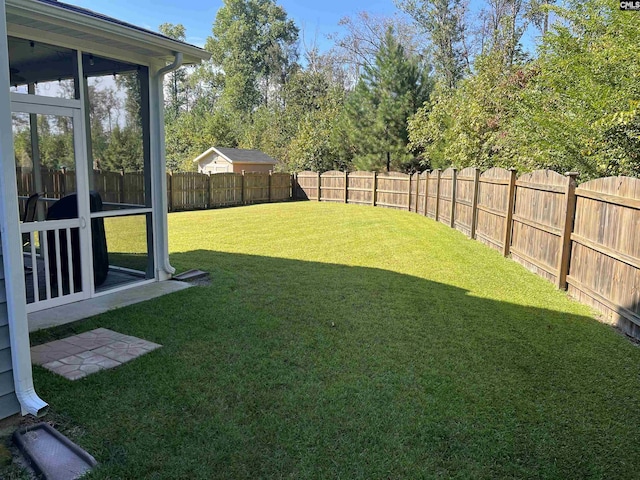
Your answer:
(0, 237), (20, 418)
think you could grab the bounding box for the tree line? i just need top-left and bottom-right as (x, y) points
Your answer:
(164, 0), (638, 178)
(14, 0), (640, 179)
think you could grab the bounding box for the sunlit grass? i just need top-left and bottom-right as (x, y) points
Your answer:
(25, 202), (640, 480)
(102, 214), (150, 272)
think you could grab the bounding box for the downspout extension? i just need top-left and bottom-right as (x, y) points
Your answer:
(14, 381), (48, 417)
(156, 53), (183, 276)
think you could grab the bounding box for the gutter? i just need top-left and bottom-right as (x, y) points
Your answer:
(155, 53), (183, 276)
(0, 0), (48, 417)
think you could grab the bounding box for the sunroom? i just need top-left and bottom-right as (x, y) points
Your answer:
(0, 0), (209, 419)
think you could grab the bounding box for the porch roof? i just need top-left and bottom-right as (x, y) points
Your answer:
(6, 0), (211, 66)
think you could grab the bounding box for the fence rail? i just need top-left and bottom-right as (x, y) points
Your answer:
(294, 169), (640, 341)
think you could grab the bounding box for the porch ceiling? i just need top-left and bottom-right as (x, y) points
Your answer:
(6, 0), (210, 66)
(9, 36), (140, 85)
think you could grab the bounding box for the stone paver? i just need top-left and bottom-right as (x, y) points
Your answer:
(32, 328), (161, 381)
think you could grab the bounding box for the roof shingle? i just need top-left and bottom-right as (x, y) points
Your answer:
(214, 148), (277, 164)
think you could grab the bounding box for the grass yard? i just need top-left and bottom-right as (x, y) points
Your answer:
(23, 202), (640, 479)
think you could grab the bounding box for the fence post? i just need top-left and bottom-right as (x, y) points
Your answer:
(292, 173), (297, 200)
(407, 174), (412, 211)
(423, 171), (429, 216)
(60, 167), (67, 197)
(241, 170), (246, 205)
(503, 168), (517, 257)
(119, 169), (125, 204)
(450, 168), (457, 228)
(207, 172), (212, 209)
(167, 171), (173, 212)
(434, 169), (441, 221)
(268, 170), (272, 203)
(557, 172), (579, 290)
(344, 171), (348, 203)
(414, 173), (420, 212)
(317, 171), (321, 202)
(372, 171), (378, 207)
(470, 168), (480, 239)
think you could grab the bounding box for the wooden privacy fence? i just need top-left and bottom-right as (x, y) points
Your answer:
(17, 168), (148, 206)
(167, 171), (292, 211)
(16, 165), (640, 339)
(568, 177), (640, 339)
(17, 167), (75, 205)
(16, 168), (292, 213)
(294, 169), (640, 340)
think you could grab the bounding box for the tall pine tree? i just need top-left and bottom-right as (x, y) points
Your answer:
(344, 28), (433, 172)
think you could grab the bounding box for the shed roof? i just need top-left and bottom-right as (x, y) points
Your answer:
(194, 147), (278, 165)
(6, 0), (211, 65)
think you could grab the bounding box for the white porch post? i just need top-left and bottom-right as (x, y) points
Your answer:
(0, 0), (47, 416)
(149, 61), (175, 281)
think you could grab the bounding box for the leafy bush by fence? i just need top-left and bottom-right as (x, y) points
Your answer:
(295, 169), (640, 341)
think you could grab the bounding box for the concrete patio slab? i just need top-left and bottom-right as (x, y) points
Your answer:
(32, 328), (161, 381)
(28, 280), (191, 332)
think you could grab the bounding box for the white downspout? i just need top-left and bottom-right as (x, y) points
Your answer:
(158, 52), (183, 77)
(0, 0), (48, 417)
(152, 53), (182, 277)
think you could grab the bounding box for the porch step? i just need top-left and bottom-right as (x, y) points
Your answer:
(173, 269), (210, 283)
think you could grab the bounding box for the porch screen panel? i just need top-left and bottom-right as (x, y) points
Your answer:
(93, 213), (154, 293)
(83, 54), (154, 292)
(83, 54), (151, 213)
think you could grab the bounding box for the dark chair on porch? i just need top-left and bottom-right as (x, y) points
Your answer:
(45, 191), (109, 291)
(21, 192), (41, 249)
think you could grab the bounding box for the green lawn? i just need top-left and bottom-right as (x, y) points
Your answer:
(24, 202), (640, 479)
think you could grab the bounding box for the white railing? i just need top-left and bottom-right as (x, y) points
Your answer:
(21, 219), (86, 312)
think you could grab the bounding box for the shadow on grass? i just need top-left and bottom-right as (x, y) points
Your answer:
(29, 250), (640, 480)
(106, 252), (150, 274)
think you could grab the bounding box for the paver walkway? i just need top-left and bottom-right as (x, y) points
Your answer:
(31, 328), (161, 381)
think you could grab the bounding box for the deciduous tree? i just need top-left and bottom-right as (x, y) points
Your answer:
(398, 0), (468, 88)
(206, 0), (299, 113)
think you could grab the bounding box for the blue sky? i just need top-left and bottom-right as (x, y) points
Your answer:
(65, 0), (401, 51)
(65, 0), (539, 58)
